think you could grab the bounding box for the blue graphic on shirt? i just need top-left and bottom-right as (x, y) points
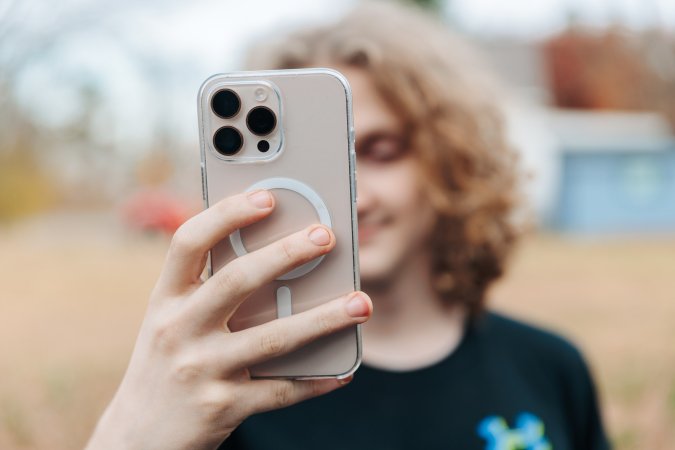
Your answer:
(477, 412), (552, 450)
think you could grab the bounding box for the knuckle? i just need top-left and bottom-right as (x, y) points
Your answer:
(195, 386), (238, 426)
(169, 346), (208, 384)
(273, 382), (293, 408)
(316, 312), (337, 335)
(279, 239), (297, 263)
(214, 195), (239, 214)
(200, 387), (235, 412)
(197, 398), (225, 424)
(259, 331), (286, 357)
(215, 265), (248, 293)
(308, 380), (325, 397)
(171, 358), (205, 384)
(149, 320), (181, 354)
(170, 223), (198, 255)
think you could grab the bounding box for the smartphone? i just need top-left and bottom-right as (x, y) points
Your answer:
(197, 69), (360, 379)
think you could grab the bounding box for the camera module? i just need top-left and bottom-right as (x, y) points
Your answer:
(211, 89), (241, 119)
(246, 106), (277, 136)
(213, 126), (243, 156)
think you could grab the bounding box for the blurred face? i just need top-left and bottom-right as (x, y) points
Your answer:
(340, 67), (436, 284)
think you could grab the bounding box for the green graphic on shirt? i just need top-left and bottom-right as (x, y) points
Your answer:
(477, 412), (552, 450)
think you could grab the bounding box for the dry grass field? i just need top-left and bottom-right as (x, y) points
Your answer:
(1, 212), (674, 450)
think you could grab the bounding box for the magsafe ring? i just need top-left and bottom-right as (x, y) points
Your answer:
(229, 177), (332, 281)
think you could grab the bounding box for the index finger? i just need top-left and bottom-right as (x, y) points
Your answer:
(156, 190), (275, 294)
(186, 224), (336, 328)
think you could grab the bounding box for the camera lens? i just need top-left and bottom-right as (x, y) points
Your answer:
(211, 89), (240, 118)
(246, 106), (277, 136)
(213, 126), (243, 156)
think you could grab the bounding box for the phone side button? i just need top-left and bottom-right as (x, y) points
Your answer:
(200, 164), (207, 202)
(350, 152), (358, 200)
(354, 171), (358, 200)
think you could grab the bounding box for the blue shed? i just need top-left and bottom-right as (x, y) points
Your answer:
(548, 111), (675, 234)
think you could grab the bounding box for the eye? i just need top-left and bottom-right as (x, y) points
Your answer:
(358, 134), (408, 163)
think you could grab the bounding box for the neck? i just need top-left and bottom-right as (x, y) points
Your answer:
(360, 250), (466, 371)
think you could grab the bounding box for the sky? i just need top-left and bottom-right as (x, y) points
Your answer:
(3, 0), (674, 151)
(452, 0), (675, 36)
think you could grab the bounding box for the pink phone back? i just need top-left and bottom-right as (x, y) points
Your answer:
(198, 69), (360, 378)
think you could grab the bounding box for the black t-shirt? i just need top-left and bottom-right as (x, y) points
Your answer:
(221, 312), (611, 450)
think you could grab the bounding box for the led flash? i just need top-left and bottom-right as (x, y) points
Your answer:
(254, 87), (268, 102)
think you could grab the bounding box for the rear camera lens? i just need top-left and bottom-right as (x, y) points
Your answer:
(213, 126), (243, 156)
(246, 106), (277, 136)
(211, 89), (240, 118)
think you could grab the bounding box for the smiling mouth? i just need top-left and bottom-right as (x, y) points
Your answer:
(357, 218), (390, 243)
(358, 225), (377, 243)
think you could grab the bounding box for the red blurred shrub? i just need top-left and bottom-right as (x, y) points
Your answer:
(120, 190), (194, 235)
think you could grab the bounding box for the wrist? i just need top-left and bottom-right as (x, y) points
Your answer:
(85, 421), (127, 450)
(85, 399), (143, 450)
(84, 393), (230, 450)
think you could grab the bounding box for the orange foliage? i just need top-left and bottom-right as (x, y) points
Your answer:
(543, 26), (675, 126)
(0, 151), (58, 222)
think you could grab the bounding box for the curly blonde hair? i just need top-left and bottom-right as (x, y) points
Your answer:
(246, 1), (520, 315)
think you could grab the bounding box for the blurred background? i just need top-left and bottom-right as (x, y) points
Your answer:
(1, 0), (674, 448)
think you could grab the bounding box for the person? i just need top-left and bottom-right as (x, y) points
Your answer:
(86, 2), (610, 450)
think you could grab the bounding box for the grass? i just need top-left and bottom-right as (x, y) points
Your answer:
(1, 212), (674, 449)
(0, 396), (33, 447)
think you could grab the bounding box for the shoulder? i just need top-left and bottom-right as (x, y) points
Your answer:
(472, 310), (581, 353)
(468, 311), (603, 424)
(469, 312), (611, 449)
(469, 311), (592, 379)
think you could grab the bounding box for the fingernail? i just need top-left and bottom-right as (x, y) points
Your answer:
(248, 190), (272, 209)
(308, 227), (331, 246)
(345, 293), (370, 318)
(338, 375), (354, 385)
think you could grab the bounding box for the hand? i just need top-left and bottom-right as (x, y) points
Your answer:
(85, 190), (372, 450)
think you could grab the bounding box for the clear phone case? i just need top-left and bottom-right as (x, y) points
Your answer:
(197, 69), (360, 379)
